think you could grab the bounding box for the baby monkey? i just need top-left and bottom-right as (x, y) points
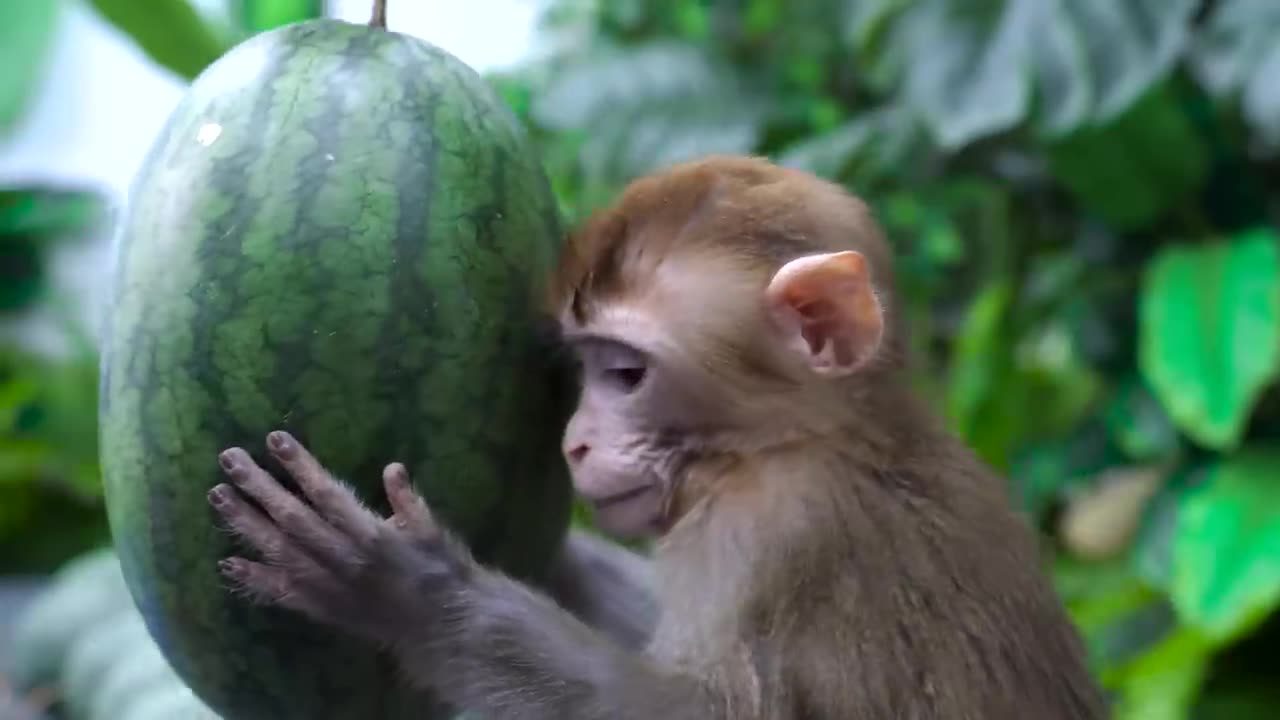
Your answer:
(208, 156), (1107, 719)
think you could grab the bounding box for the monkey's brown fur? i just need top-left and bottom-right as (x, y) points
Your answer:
(551, 155), (1106, 718)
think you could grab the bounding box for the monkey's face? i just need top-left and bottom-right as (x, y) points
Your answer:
(555, 246), (888, 539)
(560, 335), (690, 538)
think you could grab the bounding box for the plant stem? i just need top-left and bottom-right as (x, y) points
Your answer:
(370, 0), (386, 28)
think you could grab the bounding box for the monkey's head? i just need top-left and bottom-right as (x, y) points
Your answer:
(548, 156), (903, 538)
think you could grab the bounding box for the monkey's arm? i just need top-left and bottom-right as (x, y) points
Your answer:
(542, 529), (658, 650)
(413, 563), (706, 720)
(208, 433), (714, 720)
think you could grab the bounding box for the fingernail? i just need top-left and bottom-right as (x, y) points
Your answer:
(218, 450), (239, 473)
(267, 431), (295, 457)
(208, 486), (227, 507)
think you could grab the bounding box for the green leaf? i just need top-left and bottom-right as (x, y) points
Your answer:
(885, 0), (1196, 148)
(233, 0), (325, 34)
(946, 278), (1103, 471)
(1104, 377), (1181, 462)
(1010, 420), (1117, 520)
(1046, 84), (1210, 231)
(1172, 451), (1280, 644)
(945, 281), (1014, 439)
(0, 438), (51, 484)
(1048, 0), (1195, 127)
(0, 187), (107, 238)
(87, 0), (229, 81)
(530, 43), (763, 183)
(1138, 229), (1280, 449)
(0, 0), (60, 135)
(1055, 554), (1150, 605)
(1191, 0), (1280, 147)
(0, 235), (45, 311)
(0, 374), (40, 435)
(891, 0), (1035, 149)
(776, 115), (875, 179)
(1112, 626), (1212, 720)
(1054, 554), (1171, 676)
(845, 0), (907, 60)
(775, 106), (916, 181)
(0, 187), (106, 312)
(1131, 472), (1182, 591)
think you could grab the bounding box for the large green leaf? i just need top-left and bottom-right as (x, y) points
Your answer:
(1171, 451), (1280, 645)
(889, 0), (1033, 149)
(530, 43), (763, 183)
(884, 0), (1196, 148)
(233, 0), (325, 34)
(1191, 0), (1280, 147)
(87, 0), (228, 81)
(776, 114), (878, 180)
(1138, 229), (1280, 449)
(1046, 84), (1210, 231)
(775, 105), (918, 181)
(0, 0), (60, 135)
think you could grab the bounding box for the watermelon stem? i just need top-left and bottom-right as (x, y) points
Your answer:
(369, 0), (386, 28)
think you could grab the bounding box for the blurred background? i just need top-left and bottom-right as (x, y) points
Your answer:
(2, 0), (1279, 718)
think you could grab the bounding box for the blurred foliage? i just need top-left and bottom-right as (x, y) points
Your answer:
(231, 0), (326, 34)
(86, 0), (228, 80)
(0, 1), (62, 135)
(3, 0), (1280, 717)
(0, 189), (108, 574)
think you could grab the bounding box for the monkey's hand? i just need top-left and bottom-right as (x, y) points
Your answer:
(207, 430), (470, 646)
(208, 433), (709, 719)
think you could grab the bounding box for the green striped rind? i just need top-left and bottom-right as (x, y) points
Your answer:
(99, 19), (572, 719)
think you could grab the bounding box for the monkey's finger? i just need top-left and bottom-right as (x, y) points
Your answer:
(218, 556), (329, 620)
(218, 447), (352, 563)
(218, 447), (318, 523)
(265, 431), (381, 542)
(208, 483), (297, 564)
(382, 463), (437, 539)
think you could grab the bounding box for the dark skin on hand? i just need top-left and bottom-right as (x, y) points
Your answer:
(209, 433), (463, 645)
(208, 155), (1107, 720)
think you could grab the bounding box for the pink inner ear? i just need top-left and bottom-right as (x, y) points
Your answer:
(792, 299), (838, 354)
(766, 251), (882, 374)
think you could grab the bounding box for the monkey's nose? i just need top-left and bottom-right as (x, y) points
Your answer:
(566, 444), (590, 464)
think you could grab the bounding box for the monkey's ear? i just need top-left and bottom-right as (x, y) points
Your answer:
(764, 251), (883, 377)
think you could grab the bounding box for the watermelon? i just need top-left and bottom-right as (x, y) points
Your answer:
(98, 13), (573, 720)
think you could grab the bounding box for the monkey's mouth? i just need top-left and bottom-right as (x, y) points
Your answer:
(591, 485), (653, 509)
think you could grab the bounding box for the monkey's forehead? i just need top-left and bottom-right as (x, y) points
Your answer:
(555, 251), (767, 354)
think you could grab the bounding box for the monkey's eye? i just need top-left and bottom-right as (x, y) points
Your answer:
(603, 365), (647, 392)
(587, 341), (649, 394)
